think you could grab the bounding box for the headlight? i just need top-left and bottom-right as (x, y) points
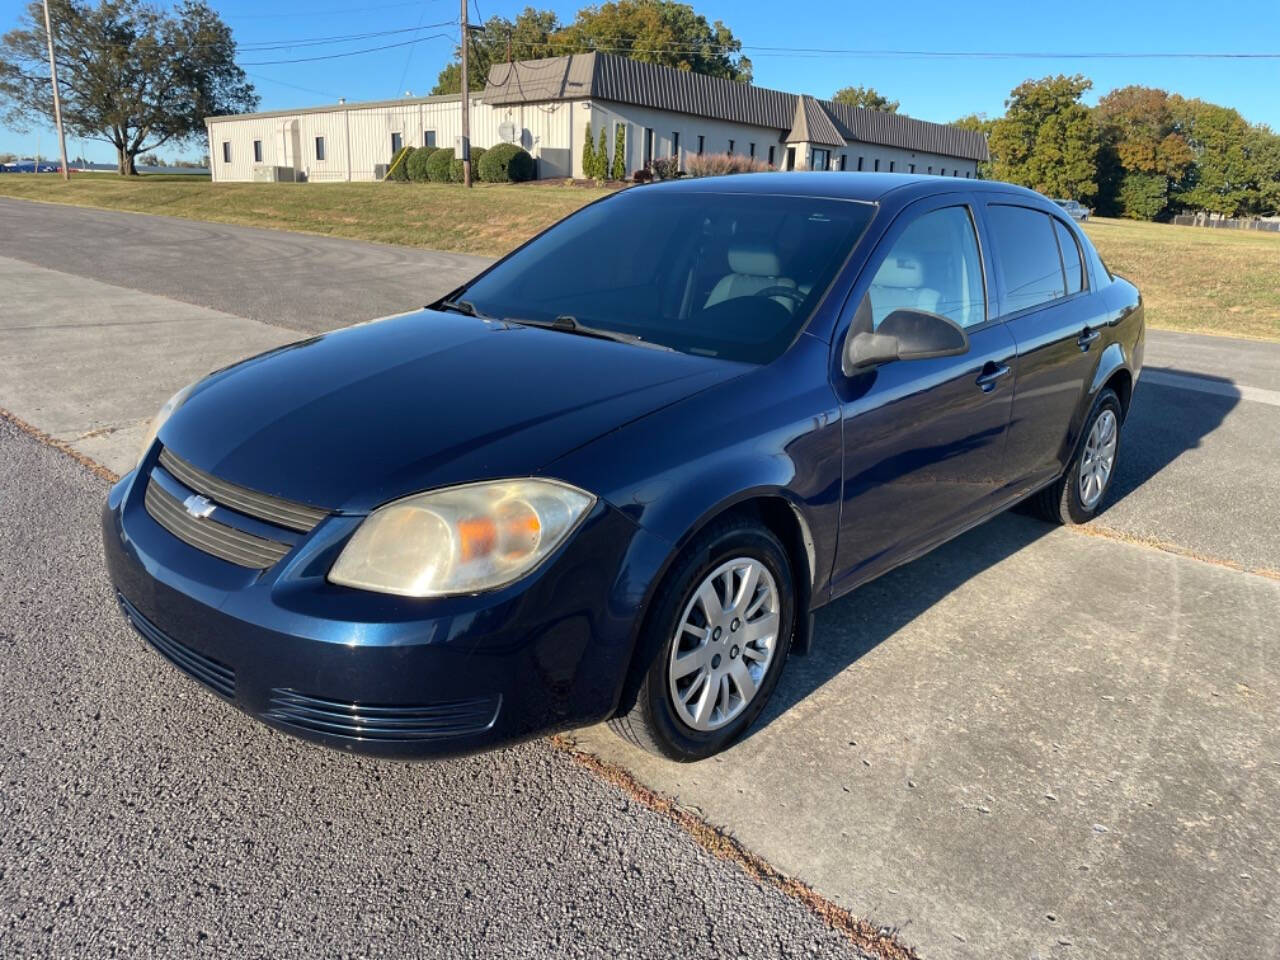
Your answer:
(328, 479), (596, 597)
(137, 383), (196, 466)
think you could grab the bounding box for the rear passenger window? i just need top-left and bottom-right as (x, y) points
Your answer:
(987, 205), (1065, 314)
(869, 206), (986, 329)
(1053, 219), (1084, 295)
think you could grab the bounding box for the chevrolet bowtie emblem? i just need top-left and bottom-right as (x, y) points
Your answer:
(182, 493), (216, 519)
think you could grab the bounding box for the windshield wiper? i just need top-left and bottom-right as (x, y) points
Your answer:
(515, 315), (673, 351)
(436, 297), (488, 318)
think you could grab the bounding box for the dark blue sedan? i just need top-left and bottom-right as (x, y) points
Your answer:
(104, 173), (1143, 761)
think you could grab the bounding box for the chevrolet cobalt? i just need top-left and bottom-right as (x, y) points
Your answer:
(104, 173), (1142, 761)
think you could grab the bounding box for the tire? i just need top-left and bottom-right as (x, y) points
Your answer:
(1032, 387), (1122, 525)
(608, 518), (795, 761)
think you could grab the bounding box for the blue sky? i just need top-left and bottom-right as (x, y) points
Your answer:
(2, 0), (1278, 162)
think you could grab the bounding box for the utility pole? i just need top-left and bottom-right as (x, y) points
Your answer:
(459, 0), (471, 187)
(41, 0), (70, 181)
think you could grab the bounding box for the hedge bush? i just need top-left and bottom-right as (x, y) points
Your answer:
(406, 146), (436, 182)
(478, 142), (535, 182)
(388, 146), (414, 181)
(684, 152), (772, 177)
(426, 147), (454, 182)
(448, 146), (486, 182)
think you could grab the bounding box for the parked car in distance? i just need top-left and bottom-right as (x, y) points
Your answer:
(104, 173), (1143, 762)
(1053, 198), (1092, 221)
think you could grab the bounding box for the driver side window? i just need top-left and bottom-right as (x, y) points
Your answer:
(869, 206), (986, 330)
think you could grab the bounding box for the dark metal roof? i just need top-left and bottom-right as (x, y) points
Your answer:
(484, 53), (988, 162)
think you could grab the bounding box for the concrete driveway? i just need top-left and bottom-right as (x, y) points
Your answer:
(2, 198), (1278, 959)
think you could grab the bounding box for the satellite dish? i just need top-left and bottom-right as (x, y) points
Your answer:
(498, 120), (518, 143)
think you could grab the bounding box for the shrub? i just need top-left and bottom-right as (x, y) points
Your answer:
(388, 146), (414, 181)
(596, 126), (609, 179)
(582, 124), (596, 179)
(1119, 172), (1167, 221)
(426, 147), (454, 182)
(649, 156), (679, 180)
(612, 125), (626, 181)
(406, 146), (435, 182)
(684, 152), (772, 178)
(633, 168), (653, 183)
(477, 142), (534, 182)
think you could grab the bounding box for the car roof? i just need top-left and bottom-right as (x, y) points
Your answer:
(639, 172), (1048, 205)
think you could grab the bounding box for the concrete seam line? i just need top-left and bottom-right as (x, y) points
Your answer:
(1070, 522), (1280, 582)
(550, 734), (918, 960)
(0, 408), (121, 485)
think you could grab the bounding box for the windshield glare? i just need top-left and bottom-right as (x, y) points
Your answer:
(457, 190), (876, 363)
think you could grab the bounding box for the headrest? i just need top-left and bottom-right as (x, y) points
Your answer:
(728, 244), (783, 277)
(874, 256), (924, 288)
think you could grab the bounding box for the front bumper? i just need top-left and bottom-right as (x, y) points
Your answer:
(103, 469), (670, 759)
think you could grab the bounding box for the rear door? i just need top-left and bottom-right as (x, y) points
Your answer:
(830, 194), (1018, 594)
(983, 202), (1102, 491)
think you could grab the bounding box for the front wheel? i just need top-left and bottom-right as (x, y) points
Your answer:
(608, 519), (795, 761)
(1032, 387), (1122, 525)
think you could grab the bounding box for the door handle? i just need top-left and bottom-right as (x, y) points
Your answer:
(975, 362), (1011, 392)
(1077, 327), (1102, 351)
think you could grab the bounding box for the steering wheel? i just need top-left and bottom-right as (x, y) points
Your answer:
(754, 285), (806, 306)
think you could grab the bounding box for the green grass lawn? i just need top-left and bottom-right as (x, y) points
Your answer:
(1, 176), (1276, 339)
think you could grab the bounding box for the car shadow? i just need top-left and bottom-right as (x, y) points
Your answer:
(747, 367), (1240, 740)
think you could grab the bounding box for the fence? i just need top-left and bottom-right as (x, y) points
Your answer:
(1172, 215), (1280, 233)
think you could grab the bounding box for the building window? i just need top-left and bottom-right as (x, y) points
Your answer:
(424, 130), (436, 147)
(314, 136), (326, 161)
(856, 156), (864, 171)
(749, 143), (755, 158)
(391, 132), (403, 153)
(873, 158), (880, 172)
(727, 139), (735, 154)
(785, 146), (796, 170)
(940, 167), (946, 176)
(644, 128), (655, 166)
(252, 140), (262, 163)
(889, 160), (895, 172)
(672, 131), (680, 160)
(909, 163), (916, 173)
(811, 148), (830, 171)
(965, 171), (972, 178)
(838, 154), (846, 171)
(697, 135), (705, 155)
(221, 141), (231, 163)
(927, 165), (933, 174)
(768, 145), (775, 166)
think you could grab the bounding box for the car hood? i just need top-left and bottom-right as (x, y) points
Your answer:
(159, 309), (743, 512)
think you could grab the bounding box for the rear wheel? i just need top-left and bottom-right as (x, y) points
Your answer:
(609, 519), (794, 761)
(1033, 387), (1122, 525)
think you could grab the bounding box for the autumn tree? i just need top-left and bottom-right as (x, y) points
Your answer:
(832, 85), (899, 113)
(987, 75), (1099, 201)
(1093, 86), (1194, 219)
(433, 1), (750, 95)
(0, 0), (256, 175)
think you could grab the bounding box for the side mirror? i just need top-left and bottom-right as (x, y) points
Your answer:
(843, 308), (970, 374)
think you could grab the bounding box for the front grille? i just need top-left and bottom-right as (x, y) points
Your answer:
(145, 480), (292, 569)
(264, 689), (501, 742)
(117, 592), (236, 699)
(158, 448), (328, 533)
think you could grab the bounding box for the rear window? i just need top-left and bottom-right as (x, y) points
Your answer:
(987, 205), (1065, 314)
(456, 190), (875, 364)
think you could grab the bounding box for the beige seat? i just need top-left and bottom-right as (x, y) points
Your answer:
(869, 256), (940, 327)
(704, 244), (797, 311)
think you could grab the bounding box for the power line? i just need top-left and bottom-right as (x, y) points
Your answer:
(238, 22), (456, 52)
(244, 71), (343, 99)
(239, 33), (452, 66)
(223, 0), (448, 21)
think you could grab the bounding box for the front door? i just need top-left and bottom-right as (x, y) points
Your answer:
(831, 197), (1017, 595)
(983, 203), (1102, 490)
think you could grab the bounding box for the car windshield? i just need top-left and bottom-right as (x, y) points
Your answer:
(453, 189), (876, 363)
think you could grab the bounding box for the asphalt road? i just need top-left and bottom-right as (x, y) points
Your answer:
(3, 197), (1279, 958)
(0, 416), (861, 958)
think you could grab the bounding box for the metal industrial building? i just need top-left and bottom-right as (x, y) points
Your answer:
(205, 52), (989, 183)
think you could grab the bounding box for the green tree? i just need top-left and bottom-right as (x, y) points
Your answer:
(612, 123), (626, 179)
(433, 1), (751, 95)
(1169, 96), (1253, 216)
(596, 125), (609, 179)
(0, 0), (257, 175)
(987, 75), (1099, 201)
(831, 85), (899, 113)
(582, 122), (596, 179)
(1117, 171), (1167, 220)
(950, 113), (993, 177)
(1244, 124), (1280, 216)
(432, 7), (561, 95)
(1093, 86), (1194, 218)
